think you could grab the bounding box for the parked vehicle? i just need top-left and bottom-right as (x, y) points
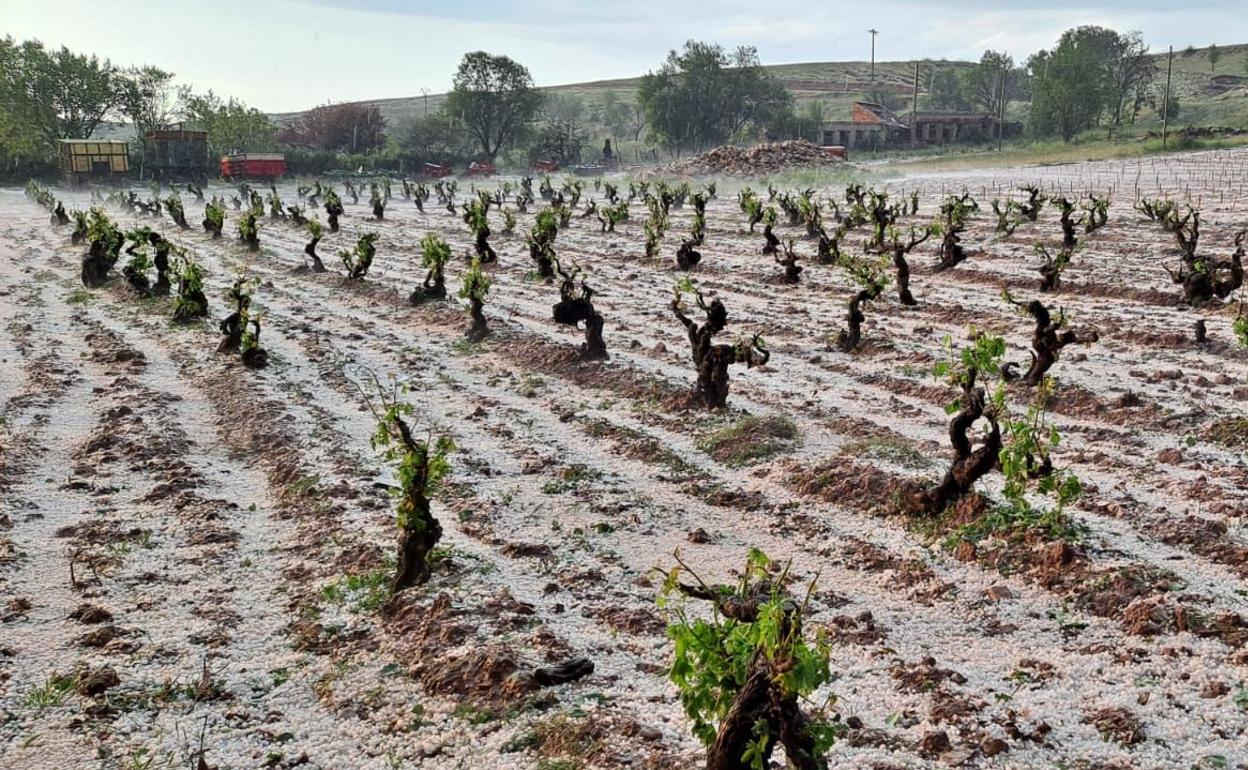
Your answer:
(220, 153), (287, 180)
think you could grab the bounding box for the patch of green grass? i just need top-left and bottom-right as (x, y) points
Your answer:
(516, 373), (545, 398)
(946, 501), (1087, 548)
(320, 561), (394, 613)
(23, 673), (76, 710)
(289, 474), (323, 498)
(1208, 417), (1248, 449)
(696, 414), (799, 467)
(450, 339), (484, 356)
(842, 436), (931, 469)
(542, 464), (603, 495)
(66, 289), (93, 305)
(501, 730), (540, 753)
(453, 703), (496, 724)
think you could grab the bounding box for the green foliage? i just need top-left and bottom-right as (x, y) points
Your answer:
(23, 672), (76, 710)
(955, 379), (1086, 544)
(638, 40), (794, 152)
(124, 237), (152, 276)
(340, 233), (379, 279)
(657, 550), (843, 760)
(738, 187), (763, 231)
(934, 333), (1086, 545)
(204, 199), (226, 230)
(0, 37), (123, 148)
(529, 115), (586, 164)
(463, 197), (490, 236)
(933, 331), (1006, 409)
(120, 65), (181, 156)
(182, 88), (278, 158)
(397, 113), (473, 168)
(370, 393), (454, 531)
(459, 257), (492, 304)
(838, 251), (890, 294)
(420, 232), (452, 272)
(86, 208), (122, 252)
(172, 254), (208, 320)
(697, 415), (799, 467)
(1234, 307), (1248, 348)
(236, 212), (260, 252)
(163, 193), (185, 220)
(1028, 27), (1152, 140)
(672, 276), (698, 305)
(321, 564), (394, 614)
(446, 51), (544, 159)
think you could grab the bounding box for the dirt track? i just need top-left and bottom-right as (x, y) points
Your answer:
(2, 149), (1247, 770)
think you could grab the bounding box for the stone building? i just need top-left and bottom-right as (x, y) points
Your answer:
(821, 102), (1009, 149)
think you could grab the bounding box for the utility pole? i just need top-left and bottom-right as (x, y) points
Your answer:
(910, 61), (919, 148)
(997, 62), (1007, 152)
(1161, 46), (1174, 150)
(868, 29), (880, 81)
(420, 88), (430, 118)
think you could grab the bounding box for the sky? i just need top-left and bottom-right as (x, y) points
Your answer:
(2, 0), (1244, 113)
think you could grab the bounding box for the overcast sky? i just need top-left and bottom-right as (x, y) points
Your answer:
(2, 0), (1243, 112)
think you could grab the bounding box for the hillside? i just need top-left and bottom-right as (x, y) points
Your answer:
(272, 44), (1248, 135)
(269, 58), (976, 130)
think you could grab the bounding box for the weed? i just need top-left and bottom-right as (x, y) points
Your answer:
(320, 561), (395, 613)
(541, 464), (602, 495)
(24, 673), (76, 710)
(697, 414), (798, 467)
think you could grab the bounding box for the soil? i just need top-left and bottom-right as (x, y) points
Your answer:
(2, 147), (1248, 769)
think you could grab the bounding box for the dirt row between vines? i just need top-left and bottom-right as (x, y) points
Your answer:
(1, 146), (1247, 770)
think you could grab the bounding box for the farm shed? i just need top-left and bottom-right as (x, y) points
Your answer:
(820, 102), (909, 149)
(143, 127), (209, 180)
(58, 139), (129, 185)
(820, 102), (1011, 149)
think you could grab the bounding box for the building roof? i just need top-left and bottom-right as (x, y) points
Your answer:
(914, 111), (993, 121)
(58, 138), (128, 145)
(854, 102), (909, 130)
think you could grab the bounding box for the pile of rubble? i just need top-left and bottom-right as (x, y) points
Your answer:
(664, 140), (843, 177)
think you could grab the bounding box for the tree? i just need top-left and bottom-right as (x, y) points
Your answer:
(928, 68), (971, 111)
(120, 66), (183, 176)
(796, 101), (827, 143)
(959, 51), (1015, 130)
(445, 51), (543, 160)
(182, 89), (277, 157)
(601, 90), (647, 142)
(1209, 44), (1221, 73)
(638, 40), (794, 153)
(1105, 32), (1155, 130)
(120, 66), (181, 142)
(1027, 27), (1118, 141)
(397, 113), (470, 167)
(529, 117), (586, 164)
(279, 102), (386, 153)
(0, 37), (124, 147)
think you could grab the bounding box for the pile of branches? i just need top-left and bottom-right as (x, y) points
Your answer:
(662, 140), (843, 178)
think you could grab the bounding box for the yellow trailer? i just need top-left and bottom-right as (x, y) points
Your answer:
(58, 139), (130, 185)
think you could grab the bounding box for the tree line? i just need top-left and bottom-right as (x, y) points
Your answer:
(1, 30), (1239, 180)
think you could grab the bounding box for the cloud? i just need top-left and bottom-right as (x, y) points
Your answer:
(3, 0), (1244, 111)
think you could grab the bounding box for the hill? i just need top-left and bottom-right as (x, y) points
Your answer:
(269, 58), (977, 130)
(271, 45), (1248, 139)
